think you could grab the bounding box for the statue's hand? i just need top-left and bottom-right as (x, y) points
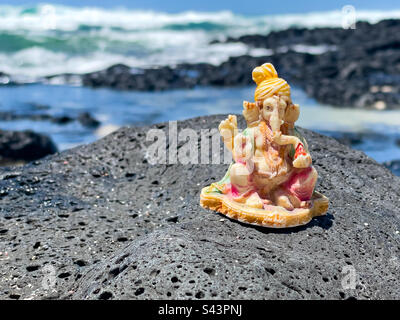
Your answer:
(293, 143), (311, 168)
(219, 115), (238, 152)
(293, 153), (312, 168)
(219, 115), (237, 136)
(243, 101), (259, 126)
(271, 131), (300, 147)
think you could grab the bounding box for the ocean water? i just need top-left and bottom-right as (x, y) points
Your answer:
(1, 84), (400, 165)
(1, 4), (400, 80)
(0, 4), (400, 168)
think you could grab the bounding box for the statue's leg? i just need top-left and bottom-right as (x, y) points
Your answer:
(273, 187), (299, 211)
(229, 163), (263, 208)
(273, 166), (317, 210)
(230, 163), (252, 195)
(245, 192), (264, 209)
(287, 166), (317, 201)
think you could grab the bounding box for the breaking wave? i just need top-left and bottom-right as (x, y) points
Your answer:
(1, 3), (400, 80)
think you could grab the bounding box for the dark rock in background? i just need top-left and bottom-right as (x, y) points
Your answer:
(213, 19), (400, 109)
(81, 19), (400, 109)
(384, 160), (400, 176)
(0, 115), (399, 300)
(317, 130), (388, 147)
(82, 64), (197, 91)
(77, 112), (100, 128)
(0, 129), (57, 166)
(43, 73), (82, 86)
(0, 111), (100, 128)
(0, 72), (12, 85)
(0, 111), (74, 125)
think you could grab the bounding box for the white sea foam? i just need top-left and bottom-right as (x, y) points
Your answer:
(1, 4), (400, 32)
(0, 4), (400, 79)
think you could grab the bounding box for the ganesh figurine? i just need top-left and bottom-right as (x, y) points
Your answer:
(200, 63), (329, 228)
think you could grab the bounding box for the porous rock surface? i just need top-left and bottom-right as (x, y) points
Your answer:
(0, 115), (399, 300)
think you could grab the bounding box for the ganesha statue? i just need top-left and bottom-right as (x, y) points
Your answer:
(200, 63), (329, 228)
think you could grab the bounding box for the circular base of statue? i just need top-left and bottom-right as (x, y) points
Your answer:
(200, 186), (329, 228)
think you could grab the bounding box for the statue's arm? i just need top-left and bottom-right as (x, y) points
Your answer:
(218, 115), (238, 152)
(273, 132), (302, 147)
(292, 138), (312, 168)
(243, 101), (260, 127)
(273, 131), (312, 168)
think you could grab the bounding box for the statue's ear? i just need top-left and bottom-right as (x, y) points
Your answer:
(285, 103), (300, 123)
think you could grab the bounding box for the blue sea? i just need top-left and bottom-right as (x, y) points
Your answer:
(1, 4), (400, 167)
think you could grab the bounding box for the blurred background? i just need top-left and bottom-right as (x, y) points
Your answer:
(0, 0), (399, 175)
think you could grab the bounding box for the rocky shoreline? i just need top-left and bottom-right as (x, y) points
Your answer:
(0, 115), (399, 299)
(2, 20), (400, 170)
(2, 20), (400, 109)
(79, 19), (400, 110)
(0, 129), (57, 166)
(0, 109), (100, 166)
(384, 159), (400, 176)
(2, 19), (400, 168)
(0, 111), (100, 128)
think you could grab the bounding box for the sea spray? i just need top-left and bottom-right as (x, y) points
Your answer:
(1, 4), (400, 79)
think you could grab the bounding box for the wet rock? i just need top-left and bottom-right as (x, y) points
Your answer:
(79, 19), (400, 109)
(0, 111), (73, 124)
(43, 73), (82, 86)
(0, 72), (12, 85)
(77, 112), (100, 128)
(318, 130), (388, 148)
(0, 115), (399, 300)
(217, 20), (400, 109)
(0, 129), (57, 166)
(82, 64), (198, 91)
(0, 111), (100, 128)
(384, 160), (400, 176)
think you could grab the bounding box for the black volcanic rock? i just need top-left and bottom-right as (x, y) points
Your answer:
(384, 160), (400, 176)
(0, 72), (12, 85)
(0, 111), (74, 124)
(0, 111), (100, 128)
(82, 64), (198, 91)
(221, 20), (400, 51)
(0, 129), (57, 165)
(79, 19), (400, 109)
(0, 115), (399, 300)
(216, 19), (400, 109)
(77, 112), (100, 128)
(2, 20), (400, 108)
